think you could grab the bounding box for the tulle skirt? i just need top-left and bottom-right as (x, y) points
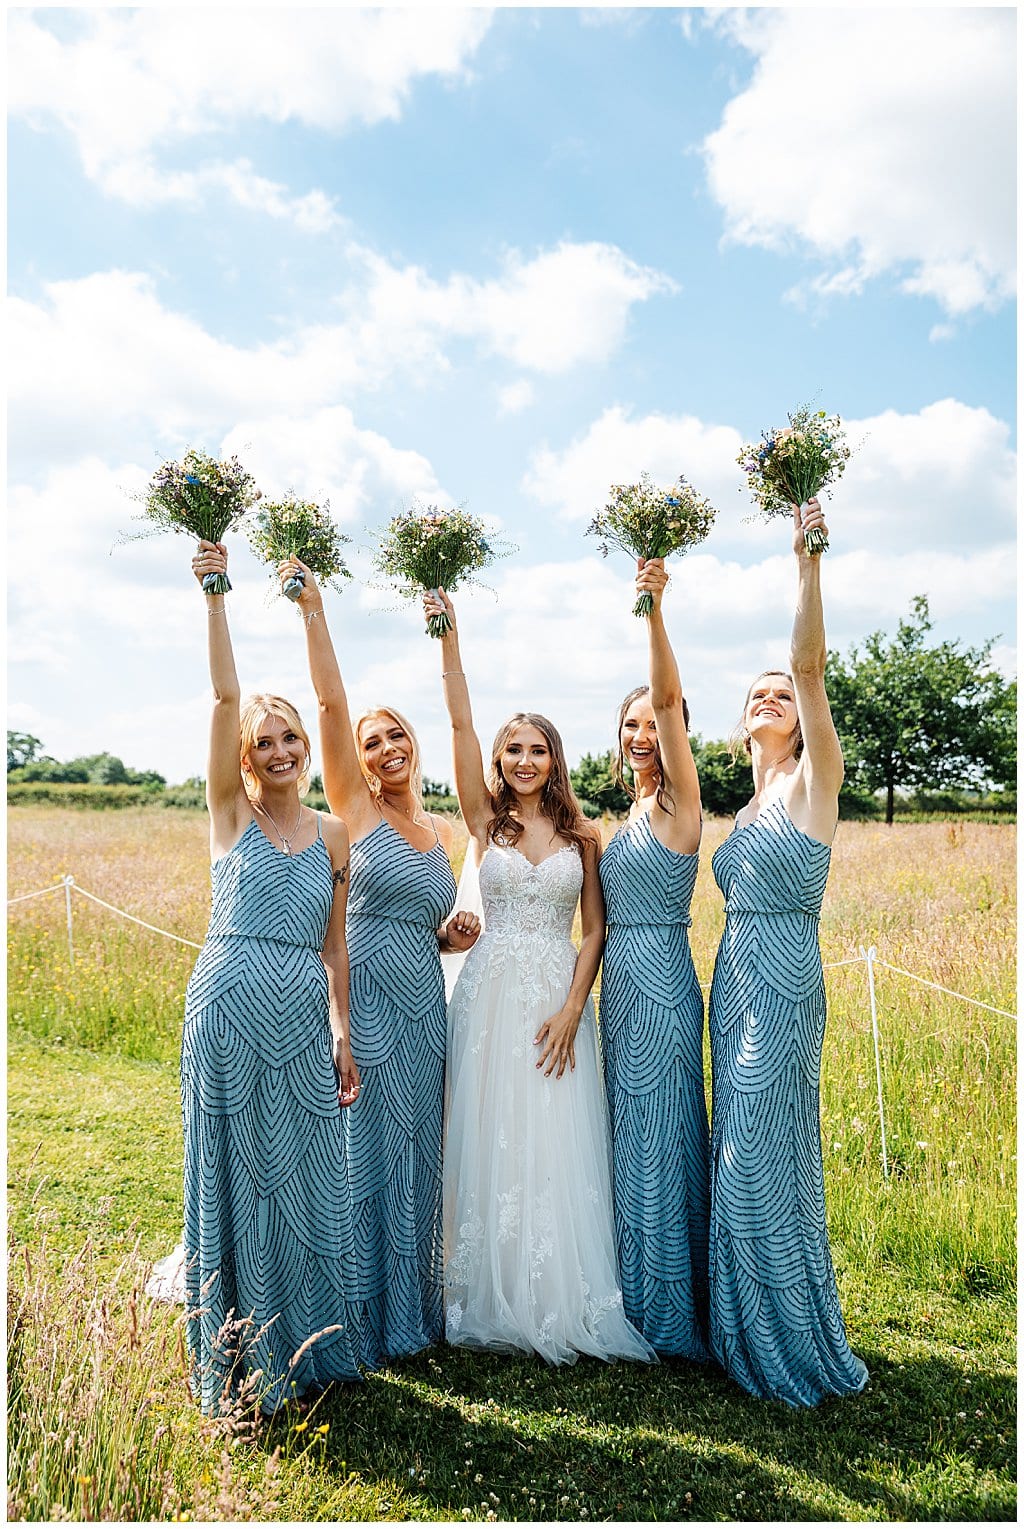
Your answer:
(442, 928), (655, 1366)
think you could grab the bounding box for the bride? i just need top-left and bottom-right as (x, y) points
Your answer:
(424, 588), (655, 1367)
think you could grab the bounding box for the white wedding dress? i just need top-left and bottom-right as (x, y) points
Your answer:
(443, 843), (656, 1366)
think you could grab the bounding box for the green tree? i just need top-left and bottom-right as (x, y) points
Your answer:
(569, 750), (632, 818)
(7, 732), (44, 772)
(825, 595), (1016, 824)
(689, 736), (751, 818)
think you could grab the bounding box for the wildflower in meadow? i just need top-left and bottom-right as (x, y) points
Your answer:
(585, 471), (717, 616)
(736, 405), (853, 555)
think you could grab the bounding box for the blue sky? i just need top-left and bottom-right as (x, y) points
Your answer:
(7, 5), (1017, 786)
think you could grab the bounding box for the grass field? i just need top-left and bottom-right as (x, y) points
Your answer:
(7, 805), (1016, 1522)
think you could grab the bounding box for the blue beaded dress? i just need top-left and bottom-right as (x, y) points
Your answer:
(708, 797), (868, 1407)
(181, 817), (362, 1415)
(599, 811), (710, 1358)
(345, 817), (456, 1364)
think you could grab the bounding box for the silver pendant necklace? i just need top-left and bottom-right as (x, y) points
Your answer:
(256, 799), (304, 854)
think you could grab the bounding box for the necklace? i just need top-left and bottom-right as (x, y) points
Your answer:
(255, 798), (304, 855)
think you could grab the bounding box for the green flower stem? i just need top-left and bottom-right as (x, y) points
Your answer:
(804, 526), (829, 557)
(201, 572), (232, 595)
(632, 591), (655, 619)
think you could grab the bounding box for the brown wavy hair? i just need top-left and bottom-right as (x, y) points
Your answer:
(487, 712), (591, 858)
(728, 670), (804, 763)
(612, 684), (691, 816)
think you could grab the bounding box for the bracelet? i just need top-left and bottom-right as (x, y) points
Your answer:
(305, 609), (323, 628)
(207, 604), (227, 617)
(442, 670), (465, 677)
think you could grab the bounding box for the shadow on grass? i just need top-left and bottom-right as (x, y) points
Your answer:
(266, 1338), (1016, 1523)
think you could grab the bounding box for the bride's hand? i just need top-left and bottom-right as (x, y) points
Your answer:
(534, 1006), (579, 1079)
(443, 911), (481, 952)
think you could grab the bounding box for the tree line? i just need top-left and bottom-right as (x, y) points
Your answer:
(8, 598), (1016, 824)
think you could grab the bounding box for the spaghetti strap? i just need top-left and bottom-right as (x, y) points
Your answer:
(316, 812), (323, 840)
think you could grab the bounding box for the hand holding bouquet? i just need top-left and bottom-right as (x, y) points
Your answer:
(127, 448), (262, 593)
(373, 505), (512, 637)
(247, 495), (352, 600)
(586, 472), (717, 616)
(737, 405), (851, 555)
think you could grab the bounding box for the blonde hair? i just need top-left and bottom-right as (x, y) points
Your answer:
(239, 694), (313, 799)
(353, 706), (425, 814)
(728, 670), (804, 764)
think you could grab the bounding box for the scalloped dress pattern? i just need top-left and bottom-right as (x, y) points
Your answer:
(599, 810), (710, 1358)
(443, 843), (655, 1367)
(345, 817), (456, 1364)
(181, 818), (362, 1415)
(708, 797), (868, 1406)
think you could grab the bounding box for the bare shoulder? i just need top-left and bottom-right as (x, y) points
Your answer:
(580, 820), (604, 856)
(320, 810), (352, 861)
(430, 813), (455, 852)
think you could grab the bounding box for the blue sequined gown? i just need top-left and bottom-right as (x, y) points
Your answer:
(599, 811), (710, 1358)
(181, 817), (362, 1415)
(708, 797), (868, 1406)
(346, 817), (456, 1363)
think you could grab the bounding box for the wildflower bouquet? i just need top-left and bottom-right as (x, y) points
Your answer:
(586, 472), (717, 617)
(372, 505), (511, 637)
(127, 448), (262, 592)
(736, 405), (851, 555)
(247, 495), (352, 600)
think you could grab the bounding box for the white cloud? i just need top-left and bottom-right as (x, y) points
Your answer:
(352, 242), (676, 375)
(523, 405), (743, 525)
(10, 246), (675, 470)
(705, 9), (1015, 315)
(496, 381), (536, 417)
(100, 157), (344, 233)
(8, 8), (492, 221)
(524, 398), (1017, 557)
(220, 407), (447, 528)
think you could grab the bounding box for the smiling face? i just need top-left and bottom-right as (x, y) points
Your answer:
(239, 694), (311, 799)
(241, 712), (308, 795)
(357, 711), (416, 795)
(743, 671), (802, 756)
(620, 695), (660, 780)
(499, 723), (553, 797)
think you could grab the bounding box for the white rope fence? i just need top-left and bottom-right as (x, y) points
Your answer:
(9, 875), (1016, 1182)
(7, 875), (203, 956)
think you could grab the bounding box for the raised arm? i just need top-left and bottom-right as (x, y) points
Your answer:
(788, 499), (844, 827)
(423, 587), (492, 844)
(281, 556), (372, 826)
(320, 813), (360, 1108)
(191, 540), (249, 855)
(636, 558), (702, 854)
(533, 827), (607, 1079)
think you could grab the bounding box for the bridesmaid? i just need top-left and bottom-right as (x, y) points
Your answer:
(282, 556), (476, 1366)
(599, 558), (710, 1359)
(181, 540), (363, 1414)
(708, 498), (868, 1407)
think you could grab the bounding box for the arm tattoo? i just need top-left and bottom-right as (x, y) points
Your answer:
(333, 865), (348, 891)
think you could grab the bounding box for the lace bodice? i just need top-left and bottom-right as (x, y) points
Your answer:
(479, 844), (582, 941)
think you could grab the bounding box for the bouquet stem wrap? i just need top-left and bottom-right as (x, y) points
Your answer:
(426, 590), (452, 638)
